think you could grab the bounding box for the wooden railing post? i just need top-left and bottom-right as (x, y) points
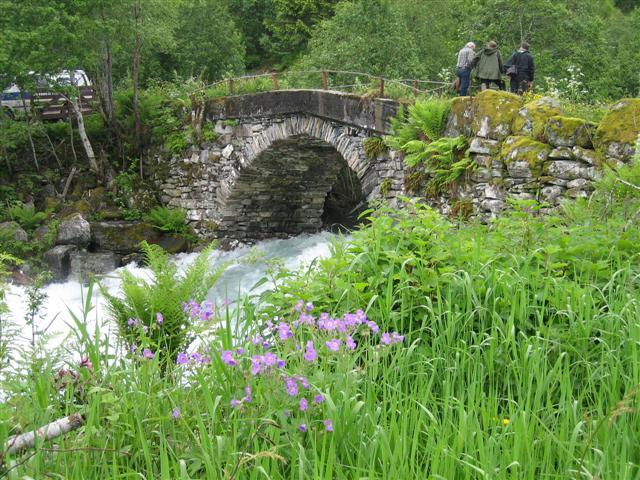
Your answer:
(272, 73), (280, 90)
(321, 70), (328, 90)
(228, 78), (234, 95)
(413, 80), (419, 93)
(379, 77), (385, 98)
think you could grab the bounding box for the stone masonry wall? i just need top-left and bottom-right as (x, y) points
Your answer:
(160, 112), (404, 241)
(158, 89), (640, 243)
(430, 91), (640, 216)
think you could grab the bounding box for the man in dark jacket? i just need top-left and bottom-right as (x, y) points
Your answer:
(505, 42), (535, 94)
(473, 41), (504, 91)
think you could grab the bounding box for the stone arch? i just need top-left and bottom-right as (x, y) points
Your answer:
(215, 115), (375, 240)
(233, 114), (376, 200)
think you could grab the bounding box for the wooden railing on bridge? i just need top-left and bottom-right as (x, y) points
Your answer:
(193, 69), (450, 100)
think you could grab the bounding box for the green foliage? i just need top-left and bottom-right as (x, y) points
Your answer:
(385, 99), (451, 150)
(8, 203), (47, 231)
(299, 0), (421, 78)
(144, 207), (189, 234)
(363, 137), (386, 159)
(101, 242), (225, 364)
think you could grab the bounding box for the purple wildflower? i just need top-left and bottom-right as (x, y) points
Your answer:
(244, 385), (252, 402)
(298, 376), (310, 389)
(176, 353), (189, 365)
(251, 335), (263, 346)
(284, 377), (299, 396)
(221, 350), (237, 366)
(172, 407), (181, 419)
(142, 348), (154, 360)
(276, 359), (286, 368)
(127, 318), (138, 328)
(295, 300), (304, 312)
(381, 332), (392, 345)
(156, 312), (164, 325)
(325, 338), (341, 352)
(313, 394), (324, 404)
(367, 320), (379, 334)
(277, 323), (293, 341)
(263, 352), (278, 366)
(236, 347), (245, 355)
(298, 423), (307, 433)
(303, 341), (317, 362)
(130, 342), (137, 353)
(323, 419), (334, 432)
(305, 302), (314, 311)
(392, 332), (405, 343)
(345, 335), (357, 350)
(299, 398), (309, 411)
(250, 356), (263, 375)
(230, 399), (242, 408)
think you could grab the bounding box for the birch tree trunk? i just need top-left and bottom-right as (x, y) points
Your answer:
(2, 413), (84, 460)
(68, 96), (99, 175)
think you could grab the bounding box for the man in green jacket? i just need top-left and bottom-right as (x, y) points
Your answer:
(473, 41), (505, 91)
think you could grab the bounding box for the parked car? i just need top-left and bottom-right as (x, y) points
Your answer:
(1, 69), (94, 120)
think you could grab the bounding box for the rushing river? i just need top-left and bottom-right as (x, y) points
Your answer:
(4, 232), (336, 355)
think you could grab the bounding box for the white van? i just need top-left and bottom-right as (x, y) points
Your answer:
(1, 69), (94, 120)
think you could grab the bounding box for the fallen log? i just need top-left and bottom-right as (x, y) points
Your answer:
(2, 413), (84, 462)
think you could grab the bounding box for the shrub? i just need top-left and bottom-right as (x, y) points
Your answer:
(101, 242), (225, 365)
(144, 206), (189, 234)
(8, 202), (47, 231)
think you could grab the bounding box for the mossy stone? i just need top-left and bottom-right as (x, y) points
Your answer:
(445, 96), (474, 137)
(512, 97), (563, 140)
(594, 98), (640, 160)
(546, 116), (596, 148)
(500, 135), (551, 177)
(472, 90), (523, 140)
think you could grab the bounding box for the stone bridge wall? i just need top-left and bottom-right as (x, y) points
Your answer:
(159, 91), (404, 241)
(158, 89), (640, 242)
(416, 91), (639, 216)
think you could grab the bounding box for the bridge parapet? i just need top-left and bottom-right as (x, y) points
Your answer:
(205, 90), (402, 134)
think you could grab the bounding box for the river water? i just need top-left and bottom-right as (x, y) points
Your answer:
(4, 232), (336, 355)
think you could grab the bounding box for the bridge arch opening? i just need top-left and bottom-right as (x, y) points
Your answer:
(217, 134), (367, 241)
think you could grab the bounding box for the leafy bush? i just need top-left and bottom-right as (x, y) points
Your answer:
(101, 242), (225, 365)
(8, 202), (47, 231)
(144, 206), (189, 234)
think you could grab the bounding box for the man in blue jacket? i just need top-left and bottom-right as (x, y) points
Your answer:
(505, 42), (535, 94)
(456, 42), (476, 96)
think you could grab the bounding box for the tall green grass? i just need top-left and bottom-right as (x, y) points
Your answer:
(1, 167), (639, 478)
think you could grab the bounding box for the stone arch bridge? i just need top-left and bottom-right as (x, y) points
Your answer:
(160, 90), (404, 241)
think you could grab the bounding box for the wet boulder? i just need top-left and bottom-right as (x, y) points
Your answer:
(43, 245), (77, 282)
(69, 251), (120, 283)
(56, 213), (91, 246)
(90, 221), (161, 254)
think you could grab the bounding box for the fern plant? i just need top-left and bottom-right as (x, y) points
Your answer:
(101, 241), (225, 366)
(8, 202), (47, 231)
(144, 206), (189, 234)
(385, 98), (451, 150)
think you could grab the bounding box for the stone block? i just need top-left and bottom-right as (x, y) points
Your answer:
(43, 245), (77, 282)
(70, 251), (120, 283)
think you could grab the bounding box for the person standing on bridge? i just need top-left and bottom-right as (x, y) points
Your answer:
(456, 42), (476, 96)
(473, 41), (505, 91)
(504, 42), (535, 94)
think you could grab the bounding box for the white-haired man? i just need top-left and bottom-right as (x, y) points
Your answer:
(456, 41), (476, 96)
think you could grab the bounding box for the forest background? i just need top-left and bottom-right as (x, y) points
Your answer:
(1, 0), (639, 106)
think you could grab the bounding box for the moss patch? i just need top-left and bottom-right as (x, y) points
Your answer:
(594, 98), (640, 159)
(472, 90), (523, 140)
(546, 116), (596, 148)
(512, 97), (563, 140)
(500, 135), (551, 177)
(446, 96), (474, 137)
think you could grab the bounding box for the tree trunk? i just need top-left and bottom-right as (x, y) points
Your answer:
(69, 97), (99, 176)
(132, 0), (143, 156)
(20, 92), (39, 172)
(2, 413), (84, 461)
